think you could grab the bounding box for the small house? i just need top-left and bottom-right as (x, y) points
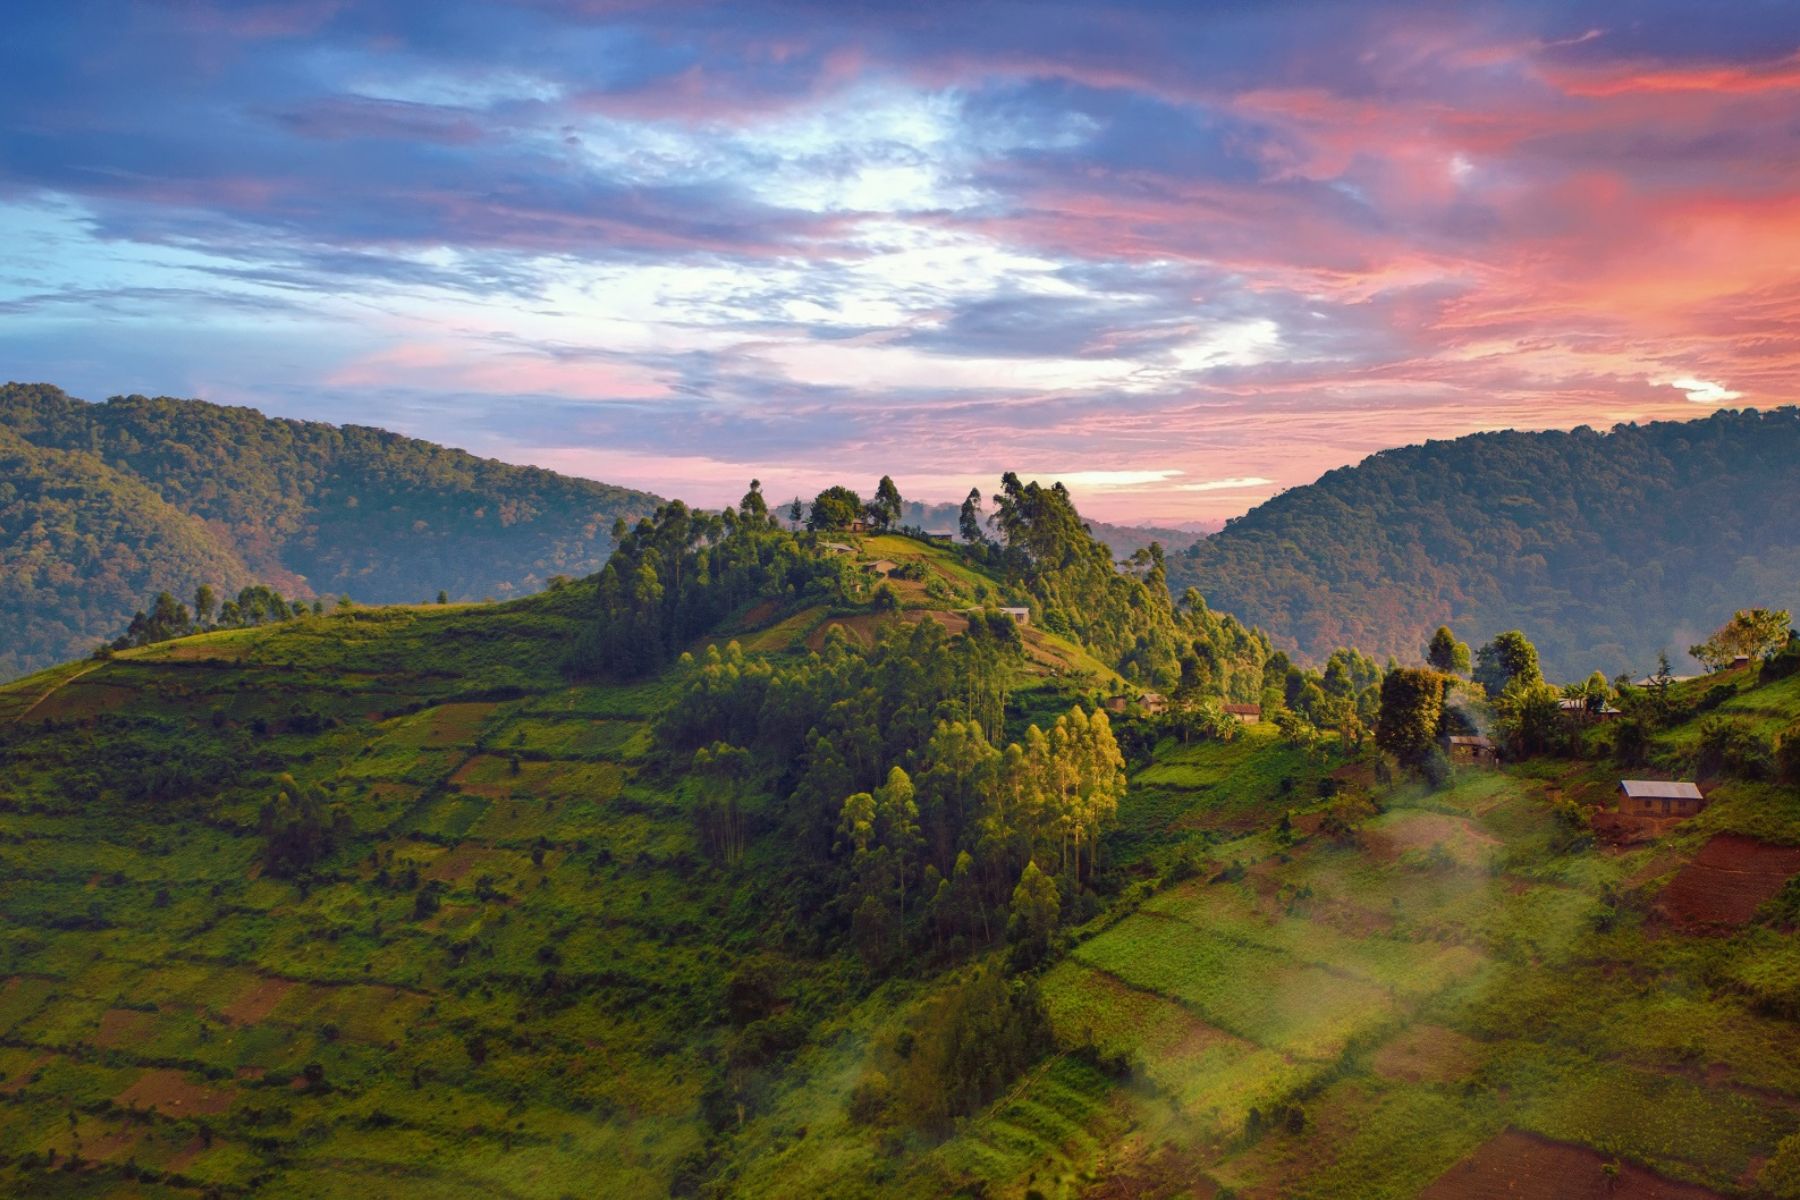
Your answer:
(1447, 734), (1499, 766)
(1632, 673), (1695, 688)
(1138, 692), (1168, 715)
(1731, 654), (1752, 670)
(845, 518), (870, 534)
(867, 560), (899, 576)
(1104, 696), (1130, 714)
(998, 606), (1030, 625)
(821, 541), (853, 555)
(1558, 698), (1622, 724)
(1618, 779), (1704, 819)
(1223, 703), (1262, 725)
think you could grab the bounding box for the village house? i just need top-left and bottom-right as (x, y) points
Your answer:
(845, 517), (870, 534)
(1447, 734), (1499, 766)
(969, 606), (1032, 625)
(1617, 779), (1704, 819)
(866, 560), (899, 576)
(1137, 692), (1168, 714)
(1223, 703), (1262, 725)
(1558, 697), (1621, 723)
(820, 542), (853, 555)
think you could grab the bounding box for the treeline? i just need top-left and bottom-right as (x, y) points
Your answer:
(1169, 407), (1800, 677)
(955, 473), (1270, 696)
(569, 483), (853, 677)
(0, 382), (660, 678)
(104, 584), (332, 653)
(1372, 614), (1800, 787)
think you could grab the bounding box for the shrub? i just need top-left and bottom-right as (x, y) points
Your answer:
(1778, 721), (1800, 785)
(1695, 717), (1774, 780)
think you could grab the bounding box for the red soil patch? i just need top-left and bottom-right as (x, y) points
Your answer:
(735, 599), (782, 629)
(222, 975), (294, 1025)
(114, 1068), (235, 1117)
(95, 1007), (154, 1048)
(804, 613), (891, 651)
(1371, 1024), (1481, 1084)
(1593, 811), (1689, 847)
(1082, 1140), (1221, 1200)
(0, 1049), (53, 1094)
(1658, 834), (1800, 930)
(1421, 1130), (1723, 1199)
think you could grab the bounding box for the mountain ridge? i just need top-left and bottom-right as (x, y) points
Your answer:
(0, 382), (663, 677)
(1168, 407), (1800, 678)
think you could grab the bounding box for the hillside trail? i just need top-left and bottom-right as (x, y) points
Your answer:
(10, 663), (102, 724)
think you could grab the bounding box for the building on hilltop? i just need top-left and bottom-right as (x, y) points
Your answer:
(1617, 779), (1704, 819)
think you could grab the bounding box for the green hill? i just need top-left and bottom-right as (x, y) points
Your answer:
(2, 478), (1798, 1198)
(0, 383), (662, 678)
(1168, 407), (1800, 678)
(0, 426), (260, 680)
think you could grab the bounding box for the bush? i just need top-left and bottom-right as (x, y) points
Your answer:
(1695, 717), (1774, 780)
(1779, 721), (1800, 785)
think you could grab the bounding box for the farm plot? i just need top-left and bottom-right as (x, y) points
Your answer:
(1421, 1129), (1726, 1200)
(1658, 834), (1800, 930)
(1072, 914), (1400, 1060)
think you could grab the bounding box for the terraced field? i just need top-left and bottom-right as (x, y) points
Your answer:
(0, 597), (754, 1196)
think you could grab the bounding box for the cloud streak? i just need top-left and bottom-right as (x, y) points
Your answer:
(1, 0), (1796, 520)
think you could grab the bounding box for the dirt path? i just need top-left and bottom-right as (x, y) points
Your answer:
(9, 663), (101, 724)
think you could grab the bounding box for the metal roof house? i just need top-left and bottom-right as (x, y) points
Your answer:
(1618, 779), (1704, 818)
(1223, 703), (1262, 724)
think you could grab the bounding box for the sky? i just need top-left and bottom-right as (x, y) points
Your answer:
(2, 1), (1797, 523)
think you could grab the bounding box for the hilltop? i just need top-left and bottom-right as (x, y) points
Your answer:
(0, 383), (661, 679)
(1168, 407), (1800, 678)
(2, 477), (1799, 1198)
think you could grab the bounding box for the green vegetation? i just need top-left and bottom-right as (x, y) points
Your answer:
(0, 383), (660, 678)
(3, 462), (1800, 1198)
(1169, 406), (1800, 676)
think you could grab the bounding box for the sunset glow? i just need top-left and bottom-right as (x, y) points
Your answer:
(3, 1), (1796, 520)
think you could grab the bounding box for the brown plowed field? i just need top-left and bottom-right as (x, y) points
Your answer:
(1659, 834), (1800, 929)
(1421, 1130), (1723, 1199)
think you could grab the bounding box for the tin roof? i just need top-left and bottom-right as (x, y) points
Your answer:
(1618, 780), (1703, 800)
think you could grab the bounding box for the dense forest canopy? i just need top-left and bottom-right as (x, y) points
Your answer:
(0, 383), (661, 678)
(1167, 408), (1800, 678)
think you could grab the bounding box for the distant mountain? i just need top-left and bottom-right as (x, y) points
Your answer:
(0, 383), (661, 678)
(1167, 408), (1800, 679)
(898, 500), (1205, 560)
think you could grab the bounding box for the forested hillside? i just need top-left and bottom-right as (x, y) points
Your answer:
(1168, 408), (1800, 677)
(0, 383), (661, 677)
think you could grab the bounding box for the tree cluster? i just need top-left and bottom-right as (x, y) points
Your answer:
(658, 621), (1125, 970)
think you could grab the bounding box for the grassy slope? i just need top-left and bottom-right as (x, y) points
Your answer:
(3, 553), (1799, 1197)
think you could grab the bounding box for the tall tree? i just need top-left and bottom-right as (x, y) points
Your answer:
(808, 486), (865, 532)
(1474, 630), (1542, 699)
(1426, 626), (1471, 675)
(869, 476), (904, 531)
(958, 487), (986, 545)
(1376, 667), (1447, 765)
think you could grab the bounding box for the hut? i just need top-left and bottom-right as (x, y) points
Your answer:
(1223, 703), (1262, 725)
(1447, 734), (1499, 766)
(1617, 780), (1704, 819)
